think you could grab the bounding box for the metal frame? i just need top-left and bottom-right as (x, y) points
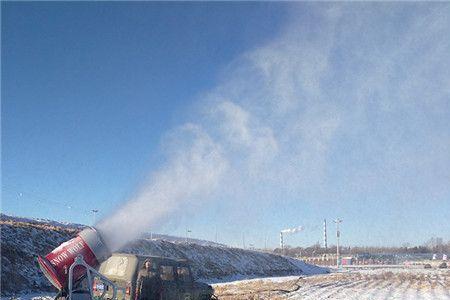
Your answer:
(67, 255), (123, 300)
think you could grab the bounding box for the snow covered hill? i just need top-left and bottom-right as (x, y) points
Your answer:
(1, 215), (327, 296)
(122, 239), (326, 282)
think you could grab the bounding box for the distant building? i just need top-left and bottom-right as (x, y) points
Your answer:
(341, 257), (354, 265)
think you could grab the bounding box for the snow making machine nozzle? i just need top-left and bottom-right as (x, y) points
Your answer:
(37, 227), (111, 290)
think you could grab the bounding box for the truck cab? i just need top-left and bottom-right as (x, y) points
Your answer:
(93, 253), (214, 300)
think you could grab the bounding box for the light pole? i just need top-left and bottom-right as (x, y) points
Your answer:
(264, 233), (268, 251)
(91, 209), (98, 225)
(215, 226), (218, 244)
(186, 229), (191, 244)
(334, 218), (343, 268)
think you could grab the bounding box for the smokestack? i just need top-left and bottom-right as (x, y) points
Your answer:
(37, 227), (110, 290)
(323, 219), (328, 250)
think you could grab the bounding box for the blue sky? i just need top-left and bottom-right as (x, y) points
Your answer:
(2, 2), (450, 248)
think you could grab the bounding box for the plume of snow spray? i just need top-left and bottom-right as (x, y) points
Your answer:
(96, 4), (450, 250)
(96, 125), (228, 250)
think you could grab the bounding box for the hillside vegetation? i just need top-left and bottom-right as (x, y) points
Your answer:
(1, 215), (327, 296)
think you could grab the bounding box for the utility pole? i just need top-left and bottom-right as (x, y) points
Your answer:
(280, 231), (284, 255)
(334, 219), (343, 268)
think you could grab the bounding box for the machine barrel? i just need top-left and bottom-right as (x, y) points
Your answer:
(37, 227), (110, 290)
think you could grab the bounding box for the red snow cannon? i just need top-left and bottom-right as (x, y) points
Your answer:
(37, 227), (110, 290)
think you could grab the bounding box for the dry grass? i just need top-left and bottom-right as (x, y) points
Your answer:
(213, 277), (303, 299)
(0, 219), (80, 235)
(213, 269), (450, 299)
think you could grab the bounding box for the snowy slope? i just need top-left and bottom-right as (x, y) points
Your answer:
(1, 218), (80, 294)
(122, 239), (326, 281)
(0, 214), (85, 230)
(1, 215), (327, 296)
(0, 214), (223, 247)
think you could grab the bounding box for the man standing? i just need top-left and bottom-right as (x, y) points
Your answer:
(136, 260), (162, 300)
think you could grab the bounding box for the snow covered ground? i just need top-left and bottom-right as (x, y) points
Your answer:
(3, 266), (449, 300)
(213, 266), (450, 300)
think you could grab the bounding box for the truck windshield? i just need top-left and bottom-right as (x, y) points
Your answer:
(102, 256), (129, 278)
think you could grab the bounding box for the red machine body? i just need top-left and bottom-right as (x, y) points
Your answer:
(38, 227), (110, 290)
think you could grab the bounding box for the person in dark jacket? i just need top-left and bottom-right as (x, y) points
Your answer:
(136, 260), (162, 300)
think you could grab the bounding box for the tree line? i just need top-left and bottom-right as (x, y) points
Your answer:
(272, 237), (450, 257)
